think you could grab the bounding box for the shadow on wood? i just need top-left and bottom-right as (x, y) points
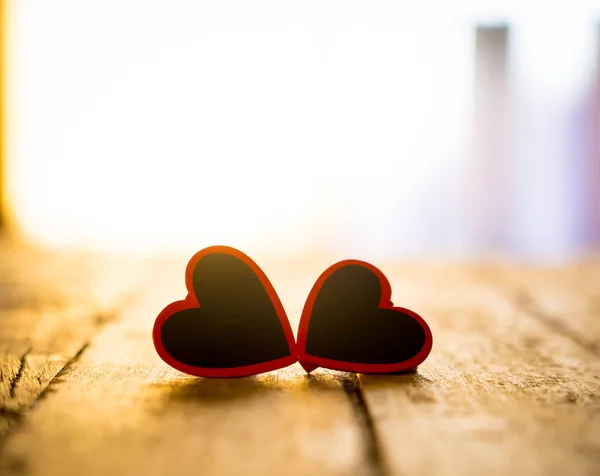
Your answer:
(152, 376), (275, 403)
(359, 370), (432, 391)
(302, 372), (356, 392)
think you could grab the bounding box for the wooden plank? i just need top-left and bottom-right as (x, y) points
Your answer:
(0, 260), (372, 476)
(0, 238), (158, 441)
(455, 261), (600, 355)
(503, 260), (600, 356)
(358, 263), (600, 476)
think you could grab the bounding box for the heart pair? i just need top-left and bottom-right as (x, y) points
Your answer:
(153, 246), (432, 378)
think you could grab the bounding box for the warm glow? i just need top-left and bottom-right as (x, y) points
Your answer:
(4, 0), (473, 258)
(6, 0), (599, 259)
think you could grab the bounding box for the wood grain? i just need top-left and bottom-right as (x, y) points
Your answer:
(0, 237), (158, 441)
(0, 261), (373, 476)
(359, 263), (600, 476)
(1, 254), (599, 476)
(500, 261), (600, 356)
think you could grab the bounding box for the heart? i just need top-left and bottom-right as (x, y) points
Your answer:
(153, 246), (297, 377)
(297, 260), (432, 374)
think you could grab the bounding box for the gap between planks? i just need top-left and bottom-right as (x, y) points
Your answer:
(475, 262), (600, 360)
(516, 293), (600, 359)
(0, 243), (166, 449)
(342, 373), (388, 476)
(7, 349), (30, 399)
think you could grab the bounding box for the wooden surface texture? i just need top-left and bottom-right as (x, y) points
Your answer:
(0, 241), (599, 475)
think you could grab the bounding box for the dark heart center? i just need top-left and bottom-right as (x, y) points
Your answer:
(305, 265), (426, 364)
(160, 253), (290, 368)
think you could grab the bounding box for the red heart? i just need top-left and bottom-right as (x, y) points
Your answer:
(297, 260), (432, 374)
(153, 246), (297, 377)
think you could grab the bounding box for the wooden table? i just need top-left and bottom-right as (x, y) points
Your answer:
(1, 237), (599, 476)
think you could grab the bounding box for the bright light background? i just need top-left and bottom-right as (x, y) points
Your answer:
(5, 0), (600, 262)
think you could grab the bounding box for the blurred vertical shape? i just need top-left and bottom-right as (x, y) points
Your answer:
(470, 25), (510, 255)
(511, 14), (595, 261)
(0, 0), (4, 230)
(589, 23), (600, 249)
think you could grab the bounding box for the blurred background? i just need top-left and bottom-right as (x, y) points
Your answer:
(3, 0), (600, 264)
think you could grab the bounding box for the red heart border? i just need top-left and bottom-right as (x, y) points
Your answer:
(152, 245), (297, 377)
(297, 260), (433, 374)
